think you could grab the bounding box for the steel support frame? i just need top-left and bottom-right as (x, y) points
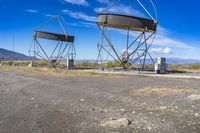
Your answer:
(28, 16), (76, 68)
(29, 36), (76, 68)
(96, 25), (156, 70)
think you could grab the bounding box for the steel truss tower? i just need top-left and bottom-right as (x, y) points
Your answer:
(29, 16), (76, 68)
(96, 0), (158, 70)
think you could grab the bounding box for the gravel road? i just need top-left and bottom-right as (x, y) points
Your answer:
(0, 70), (200, 133)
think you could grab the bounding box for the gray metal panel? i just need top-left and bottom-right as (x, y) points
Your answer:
(97, 14), (157, 32)
(34, 31), (74, 42)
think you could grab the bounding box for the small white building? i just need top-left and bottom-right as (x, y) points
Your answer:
(155, 57), (168, 74)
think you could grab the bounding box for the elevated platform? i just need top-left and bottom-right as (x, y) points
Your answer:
(97, 13), (157, 32)
(34, 31), (75, 42)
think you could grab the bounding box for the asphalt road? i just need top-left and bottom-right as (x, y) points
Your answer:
(0, 70), (200, 133)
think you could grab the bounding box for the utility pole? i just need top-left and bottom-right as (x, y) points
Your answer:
(12, 33), (15, 66)
(12, 33), (14, 51)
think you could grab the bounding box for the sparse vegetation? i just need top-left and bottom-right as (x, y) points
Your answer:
(1, 60), (200, 71)
(106, 61), (155, 70)
(0, 66), (117, 77)
(0, 61), (31, 66)
(169, 64), (200, 70)
(36, 60), (49, 66)
(106, 61), (122, 68)
(76, 62), (98, 68)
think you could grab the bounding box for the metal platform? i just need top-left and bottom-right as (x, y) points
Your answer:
(34, 31), (74, 42)
(97, 13), (157, 32)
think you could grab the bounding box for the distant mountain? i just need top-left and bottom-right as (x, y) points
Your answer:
(147, 58), (200, 65)
(166, 58), (200, 65)
(0, 48), (32, 61)
(77, 58), (200, 65)
(1, 48), (200, 64)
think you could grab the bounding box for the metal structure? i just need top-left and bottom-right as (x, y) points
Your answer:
(29, 16), (76, 68)
(96, 0), (158, 69)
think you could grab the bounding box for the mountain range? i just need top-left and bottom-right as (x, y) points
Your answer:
(0, 48), (32, 61)
(76, 59), (200, 65)
(0, 48), (200, 65)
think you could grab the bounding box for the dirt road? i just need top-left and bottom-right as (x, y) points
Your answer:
(0, 70), (200, 133)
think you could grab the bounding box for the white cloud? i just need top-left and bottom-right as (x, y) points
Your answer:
(45, 14), (55, 17)
(108, 25), (192, 49)
(26, 9), (38, 13)
(153, 26), (192, 48)
(97, 0), (109, 4)
(94, 4), (145, 17)
(67, 22), (80, 27)
(150, 47), (172, 54)
(80, 22), (96, 28)
(118, 26), (193, 49)
(153, 34), (191, 48)
(64, 0), (89, 6)
(62, 9), (97, 22)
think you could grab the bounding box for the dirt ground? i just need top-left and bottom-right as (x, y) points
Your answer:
(0, 70), (200, 133)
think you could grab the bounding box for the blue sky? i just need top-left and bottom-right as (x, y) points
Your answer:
(0, 0), (200, 59)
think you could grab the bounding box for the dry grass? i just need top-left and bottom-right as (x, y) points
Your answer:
(169, 64), (200, 70)
(0, 66), (123, 78)
(131, 87), (199, 96)
(0, 66), (95, 75)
